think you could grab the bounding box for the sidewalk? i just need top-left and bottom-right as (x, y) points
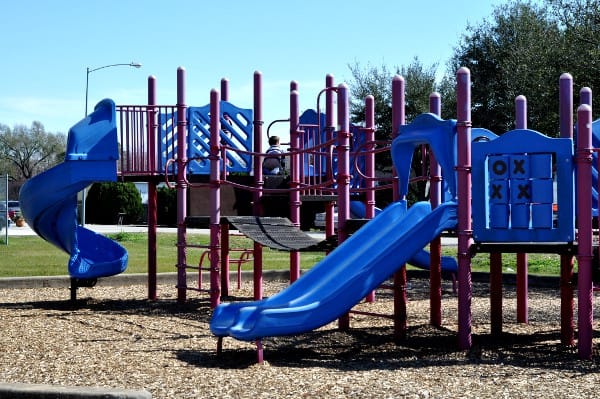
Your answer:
(1, 222), (456, 245)
(1, 222), (330, 240)
(1, 223), (211, 237)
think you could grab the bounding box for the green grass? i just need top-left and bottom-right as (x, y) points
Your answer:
(0, 232), (569, 278)
(441, 247), (567, 276)
(0, 232), (327, 278)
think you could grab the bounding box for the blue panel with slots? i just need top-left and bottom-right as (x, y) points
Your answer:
(472, 128), (574, 243)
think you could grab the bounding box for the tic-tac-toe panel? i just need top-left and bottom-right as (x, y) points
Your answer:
(472, 129), (574, 243)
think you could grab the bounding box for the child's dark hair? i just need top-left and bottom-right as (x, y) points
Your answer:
(269, 136), (280, 146)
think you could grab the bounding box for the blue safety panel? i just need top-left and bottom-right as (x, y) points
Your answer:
(472, 128), (574, 243)
(157, 102), (253, 175)
(392, 113), (458, 200)
(298, 109), (366, 189)
(188, 102), (253, 174)
(158, 109), (178, 174)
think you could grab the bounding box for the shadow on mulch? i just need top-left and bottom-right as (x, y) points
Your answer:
(0, 296), (215, 324)
(177, 325), (600, 372)
(2, 283), (598, 374)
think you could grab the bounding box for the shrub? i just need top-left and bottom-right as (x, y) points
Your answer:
(157, 186), (177, 226)
(85, 182), (143, 224)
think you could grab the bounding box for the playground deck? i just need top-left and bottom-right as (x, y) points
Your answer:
(1, 277), (598, 398)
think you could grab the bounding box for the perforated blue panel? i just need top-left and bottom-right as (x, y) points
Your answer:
(157, 102), (253, 175)
(158, 109), (178, 174)
(298, 109), (366, 189)
(188, 102), (253, 174)
(472, 129), (574, 243)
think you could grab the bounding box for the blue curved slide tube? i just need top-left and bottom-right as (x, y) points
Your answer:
(210, 200), (457, 341)
(19, 99), (128, 279)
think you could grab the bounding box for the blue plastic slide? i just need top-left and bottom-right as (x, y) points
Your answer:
(19, 99), (128, 279)
(350, 200), (457, 272)
(210, 200), (457, 341)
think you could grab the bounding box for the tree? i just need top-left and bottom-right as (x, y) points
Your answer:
(85, 182), (143, 224)
(443, 0), (599, 136)
(348, 58), (438, 141)
(0, 122), (66, 198)
(444, 1), (567, 135)
(347, 58), (439, 204)
(546, 0), (600, 99)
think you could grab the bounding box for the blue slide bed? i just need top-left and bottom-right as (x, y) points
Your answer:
(19, 99), (128, 279)
(210, 200), (457, 341)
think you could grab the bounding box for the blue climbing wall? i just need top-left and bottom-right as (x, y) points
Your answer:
(158, 101), (253, 175)
(472, 129), (575, 243)
(298, 109), (367, 189)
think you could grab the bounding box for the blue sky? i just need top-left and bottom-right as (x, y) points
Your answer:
(1, 0), (501, 141)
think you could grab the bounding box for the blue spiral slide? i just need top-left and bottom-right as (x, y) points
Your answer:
(19, 99), (128, 279)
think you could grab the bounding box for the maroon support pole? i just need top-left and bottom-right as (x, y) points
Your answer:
(429, 92), (443, 327)
(456, 67), (473, 350)
(576, 103), (594, 359)
(391, 75), (407, 340)
(391, 76), (404, 203)
(364, 95), (376, 303)
(515, 95), (529, 324)
(336, 84), (351, 248)
(365, 95), (376, 220)
(221, 78), (229, 102)
(176, 67), (188, 303)
(220, 221), (229, 296)
(253, 71), (264, 299)
(209, 89), (222, 308)
(490, 92), (505, 334)
(489, 252), (503, 335)
(147, 76), (158, 300)
(559, 73), (574, 346)
(337, 83), (351, 331)
(581, 87), (592, 107)
(325, 75), (336, 239)
(289, 87), (301, 283)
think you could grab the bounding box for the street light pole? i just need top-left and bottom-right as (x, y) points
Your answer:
(85, 62), (142, 116)
(82, 61), (142, 226)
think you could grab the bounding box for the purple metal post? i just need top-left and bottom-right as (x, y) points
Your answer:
(221, 78), (229, 102)
(576, 103), (594, 359)
(580, 87), (592, 107)
(365, 95), (376, 219)
(336, 84), (351, 331)
(289, 88), (301, 282)
(147, 76), (158, 300)
(391, 74), (407, 340)
(364, 95), (376, 304)
(253, 71), (264, 299)
(336, 84), (350, 245)
(489, 252), (503, 335)
(209, 89), (222, 308)
(515, 95), (529, 324)
(456, 67), (473, 350)
(325, 75), (336, 238)
(176, 67), (188, 303)
(429, 92), (443, 327)
(559, 73), (574, 346)
(391, 76), (404, 202)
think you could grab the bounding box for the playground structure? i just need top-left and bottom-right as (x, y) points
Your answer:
(18, 66), (598, 361)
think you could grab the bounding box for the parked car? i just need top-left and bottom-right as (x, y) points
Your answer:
(7, 200), (20, 220)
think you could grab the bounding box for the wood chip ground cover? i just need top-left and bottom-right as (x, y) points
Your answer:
(0, 278), (599, 398)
